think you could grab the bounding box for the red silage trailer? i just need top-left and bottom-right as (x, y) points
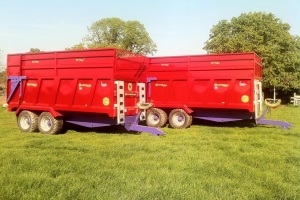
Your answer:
(6, 49), (291, 135)
(6, 48), (163, 135)
(145, 52), (291, 129)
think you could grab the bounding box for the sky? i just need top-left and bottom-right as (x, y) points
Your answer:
(1, 0), (300, 67)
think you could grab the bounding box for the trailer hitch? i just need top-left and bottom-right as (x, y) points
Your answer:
(124, 111), (165, 136)
(256, 106), (292, 129)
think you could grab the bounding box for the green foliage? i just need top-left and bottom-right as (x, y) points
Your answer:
(0, 70), (6, 90)
(0, 49), (6, 94)
(123, 20), (157, 55)
(0, 70), (5, 81)
(29, 48), (41, 52)
(204, 12), (300, 92)
(0, 49), (4, 72)
(0, 106), (300, 199)
(67, 17), (157, 55)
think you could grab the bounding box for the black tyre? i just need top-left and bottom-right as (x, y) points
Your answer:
(17, 110), (39, 132)
(38, 112), (63, 135)
(146, 108), (168, 128)
(169, 109), (192, 129)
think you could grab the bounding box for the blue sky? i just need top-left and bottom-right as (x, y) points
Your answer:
(1, 0), (299, 66)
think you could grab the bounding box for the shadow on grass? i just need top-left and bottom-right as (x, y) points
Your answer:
(62, 122), (142, 135)
(191, 118), (257, 128)
(62, 119), (259, 135)
(61, 118), (282, 136)
(191, 118), (294, 131)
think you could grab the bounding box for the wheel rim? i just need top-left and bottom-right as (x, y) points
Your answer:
(148, 112), (160, 125)
(20, 116), (30, 130)
(172, 112), (185, 126)
(40, 116), (52, 132)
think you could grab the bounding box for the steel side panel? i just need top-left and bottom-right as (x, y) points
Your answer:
(7, 49), (147, 117)
(148, 53), (260, 112)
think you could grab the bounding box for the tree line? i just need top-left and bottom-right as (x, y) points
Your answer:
(203, 12), (300, 94)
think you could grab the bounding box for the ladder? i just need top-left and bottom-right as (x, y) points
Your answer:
(115, 81), (125, 124)
(254, 80), (263, 118)
(138, 82), (146, 121)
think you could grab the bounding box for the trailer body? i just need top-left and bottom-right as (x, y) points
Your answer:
(7, 49), (163, 135)
(146, 53), (266, 127)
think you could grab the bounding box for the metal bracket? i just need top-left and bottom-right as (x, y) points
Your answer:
(7, 76), (27, 103)
(146, 77), (156, 97)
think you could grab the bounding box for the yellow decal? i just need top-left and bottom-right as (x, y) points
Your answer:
(128, 83), (133, 91)
(78, 83), (92, 88)
(161, 64), (169, 66)
(76, 58), (85, 62)
(211, 61), (220, 64)
(125, 92), (137, 96)
(241, 95), (249, 103)
(103, 97), (110, 106)
(31, 60), (39, 64)
(214, 83), (229, 87)
(27, 83), (37, 87)
(155, 83), (167, 87)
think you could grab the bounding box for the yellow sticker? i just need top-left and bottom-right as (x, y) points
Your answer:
(241, 95), (249, 103)
(155, 83), (167, 87)
(214, 83), (229, 87)
(78, 83), (92, 88)
(128, 83), (132, 91)
(103, 97), (110, 106)
(27, 83), (37, 87)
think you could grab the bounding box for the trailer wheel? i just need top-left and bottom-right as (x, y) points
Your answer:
(146, 108), (168, 128)
(18, 110), (39, 132)
(38, 112), (63, 135)
(169, 109), (192, 129)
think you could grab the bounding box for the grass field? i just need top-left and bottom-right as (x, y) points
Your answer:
(0, 106), (299, 200)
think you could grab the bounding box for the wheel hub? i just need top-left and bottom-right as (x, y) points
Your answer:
(173, 113), (185, 126)
(41, 117), (52, 132)
(153, 114), (159, 121)
(21, 116), (30, 128)
(177, 116), (184, 122)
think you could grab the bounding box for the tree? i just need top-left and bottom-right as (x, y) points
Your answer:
(0, 49), (4, 72)
(203, 12), (300, 92)
(67, 17), (157, 55)
(122, 20), (157, 55)
(29, 48), (41, 52)
(0, 49), (7, 95)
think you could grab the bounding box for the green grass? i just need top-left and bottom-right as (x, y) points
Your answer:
(0, 106), (299, 200)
